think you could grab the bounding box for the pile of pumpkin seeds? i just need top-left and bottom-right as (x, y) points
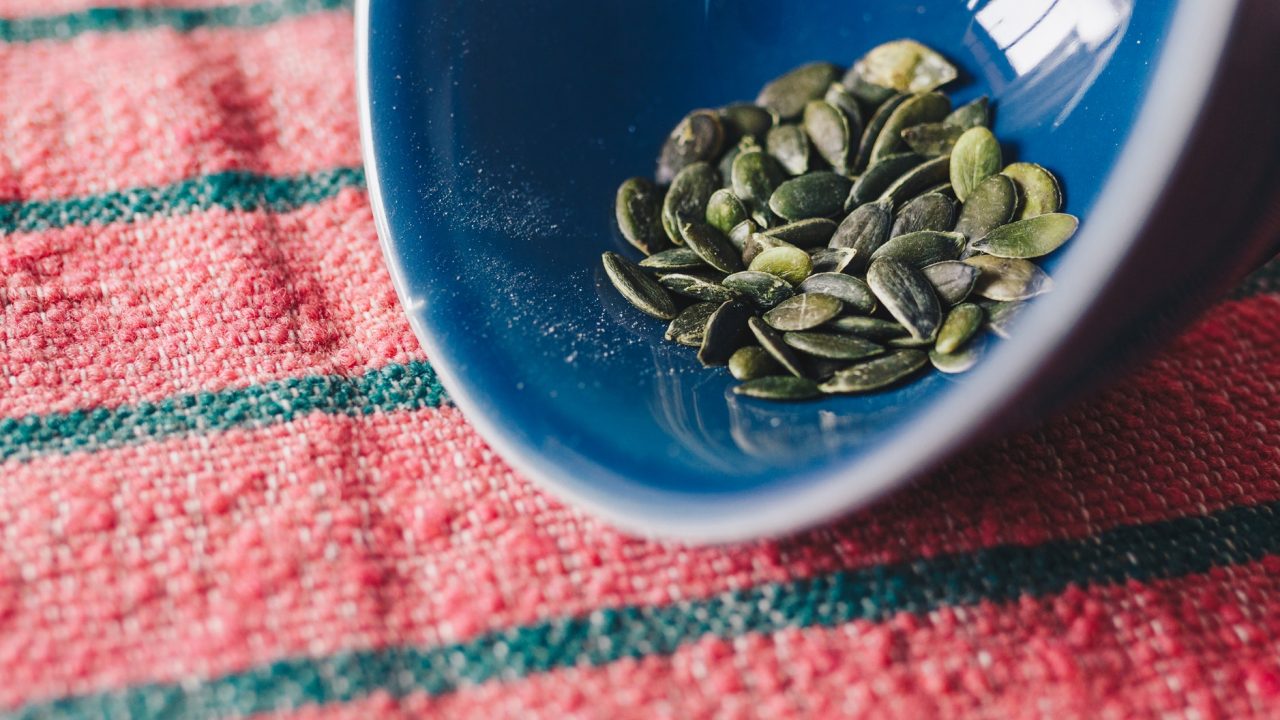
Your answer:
(604, 39), (1078, 401)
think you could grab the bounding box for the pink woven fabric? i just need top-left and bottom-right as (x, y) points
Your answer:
(0, 3), (1277, 719)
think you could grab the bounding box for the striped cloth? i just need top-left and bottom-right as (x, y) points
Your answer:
(0, 2), (1277, 718)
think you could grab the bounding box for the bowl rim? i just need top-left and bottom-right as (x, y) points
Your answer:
(357, 0), (1241, 544)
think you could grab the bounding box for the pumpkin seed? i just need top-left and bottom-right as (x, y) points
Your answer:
(733, 375), (821, 401)
(697, 300), (754, 366)
(798, 273), (877, 314)
(763, 293), (844, 331)
(748, 316), (806, 378)
(666, 301), (719, 346)
(891, 192), (956, 236)
(869, 230), (965, 268)
(853, 93), (910, 172)
(719, 103), (775, 145)
(886, 335), (935, 349)
(727, 219), (758, 252)
(639, 246), (705, 272)
(808, 247), (857, 274)
(965, 255), (1054, 301)
(954, 173), (1018, 241)
(615, 177), (668, 255)
(764, 218), (839, 248)
(723, 271), (794, 309)
(662, 162), (721, 244)
(851, 40), (958, 94)
(602, 251), (679, 320)
(767, 124), (812, 176)
(742, 232), (792, 265)
(979, 299), (1026, 339)
(1002, 162), (1063, 219)
(949, 127), (1001, 202)
(728, 345), (781, 381)
(705, 189), (748, 235)
(930, 344), (980, 374)
(847, 152), (925, 208)
(659, 273), (739, 304)
(769, 172), (852, 221)
(866, 258), (941, 341)
(900, 122), (965, 157)
(731, 149), (787, 227)
(869, 91), (951, 165)
(829, 199), (892, 273)
(680, 221), (744, 274)
(823, 83), (864, 134)
(878, 155), (952, 208)
(783, 331), (883, 361)
(944, 96), (990, 130)
(971, 213), (1079, 259)
(656, 109), (726, 185)
(756, 62), (841, 120)
(827, 315), (908, 341)
(749, 245), (813, 285)
(921, 261), (979, 305)
(818, 349), (929, 394)
(841, 71), (898, 114)
(804, 100), (854, 174)
(935, 302), (983, 354)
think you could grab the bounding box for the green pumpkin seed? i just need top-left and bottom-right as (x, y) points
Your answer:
(662, 162), (721, 244)
(727, 219), (758, 252)
(1002, 162), (1063, 219)
(851, 40), (958, 94)
(886, 335), (935, 349)
(954, 173), (1018, 241)
(827, 315), (908, 341)
(665, 301), (719, 346)
(748, 316), (806, 378)
(853, 93), (910, 172)
(723, 270), (794, 309)
(829, 200), (892, 273)
(971, 213), (1079, 259)
(749, 245), (814, 285)
(728, 345), (781, 381)
(656, 109), (726, 185)
(878, 155), (952, 208)
(965, 255), (1054, 301)
(935, 302), (983, 354)
(756, 62), (841, 120)
(697, 300), (754, 366)
(900, 122), (965, 157)
(733, 375), (821, 401)
(659, 273), (739, 304)
(731, 149), (787, 227)
(742, 232), (793, 265)
(944, 96), (990, 130)
(614, 177), (668, 255)
(602, 251), (678, 320)
(705, 189), (748, 235)
(866, 258), (941, 341)
(639, 246), (706, 272)
(783, 331), (883, 361)
(949, 127), (1002, 202)
(763, 293), (843, 331)
(803, 100), (854, 174)
(769, 172), (852, 221)
(868, 230), (965, 268)
(823, 83), (864, 134)
(680, 221), (744, 274)
(808, 247), (857, 274)
(847, 152), (925, 208)
(797, 273), (877, 314)
(891, 192), (956, 236)
(921, 261), (979, 305)
(930, 344), (980, 374)
(764, 218), (838, 248)
(869, 91), (951, 165)
(818, 349), (930, 394)
(767, 124), (812, 176)
(719, 103), (776, 145)
(841, 71), (898, 114)
(979, 299), (1027, 339)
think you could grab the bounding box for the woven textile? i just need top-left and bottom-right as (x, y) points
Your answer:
(0, 2), (1278, 718)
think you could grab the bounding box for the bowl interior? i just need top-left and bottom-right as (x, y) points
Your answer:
(363, 0), (1180, 532)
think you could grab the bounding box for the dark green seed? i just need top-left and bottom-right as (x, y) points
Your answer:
(748, 316), (806, 378)
(891, 192), (956, 236)
(766, 124), (812, 176)
(841, 71), (898, 114)
(742, 232), (793, 265)
(728, 345), (781, 381)
(827, 315), (909, 341)
(965, 255), (1054, 301)
(944, 96), (990, 130)
(783, 331), (883, 360)
(878, 154), (952, 209)
(719, 103), (776, 145)
(818, 349), (929, 394)
(656, 109), (725, 185)
(853, 93), (910, 172)
(659, 273), (739, 303)
(769, 172), (852, 221)
(662, 162), (721, 244)
(869, 230), (965, 268)
(723, 271), (795, 309)
(852, 40), (958, 94)
(733, 375), (821, 401)
(803, 100), (854, 174)
(680, 221), (744, 274)
(979, 299), (1027, 339)
(823, 83), (864, 135)
(954, 174), (1018, 241)
(949, 126), (1002, 202)
(705, 189), (748, 235)
(900, 122), (965, 157)
(935, 302), (983, 354)
(727, 219), (758, 252)
(615, 177), (668, 255)
(602, 251), (678, 320)
(697, 300), (754, 366)
(756, 62), (841, 120)
(971, 213), (1079, 259)
(763, 293), (844, 331)
(866, 258), (942, 341)
(921, 261), (979, 305)
(749, 245), (814, 285)
(731, 150), (787, 227)
(764, 218), (839, 248)
(869, 91), (951, 165)
(829, 200), (892, 273)
(639, 247), (706, 272)
(808, 247), (857, 274)
(798, 273), (877, 314)
(847, 152), (925, 208)
(666, 301), (719, 346)
(1002, 162), (1063, 219)
(930, 345), (980, 374)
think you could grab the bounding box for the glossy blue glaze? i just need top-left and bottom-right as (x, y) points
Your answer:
(361, 0), (1188, 536)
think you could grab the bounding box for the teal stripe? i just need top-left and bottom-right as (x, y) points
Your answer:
(0, 361), (444, 462)
(0, 166), (365, 235)
(7, 499), (1279, 719)
(0, 0), (352, 44)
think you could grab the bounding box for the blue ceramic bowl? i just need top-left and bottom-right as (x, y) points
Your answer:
(358, 0), (1280, 543)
